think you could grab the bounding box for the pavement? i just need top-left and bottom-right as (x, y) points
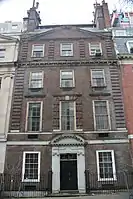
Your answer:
(12, 192), (130, 199)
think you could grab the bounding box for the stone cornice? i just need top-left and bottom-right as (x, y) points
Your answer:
(0, 62), (17, 67)
(17, 59), (118, 67)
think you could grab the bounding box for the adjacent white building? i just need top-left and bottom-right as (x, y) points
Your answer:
(0, 34), (19, 173)
(0, 21), (23, 34)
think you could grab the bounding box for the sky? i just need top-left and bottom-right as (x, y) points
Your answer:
(0, 0), (132, 25)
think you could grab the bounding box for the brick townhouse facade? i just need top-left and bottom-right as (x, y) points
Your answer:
(111, 10), (133, 162)
(4, 1), (132, 195)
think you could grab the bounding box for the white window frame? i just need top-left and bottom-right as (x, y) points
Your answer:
(60, 70), (75, 88)
(29, 71), (44, 89)
(126, 41), (133, 53)
(60, 43), (73, 57)
(91, 69), (106, 87)
(89, 42), (102, 56)
(22, 151), (41, 182)
(31, 44), (45, 57)
(92, 100), (111, 130)
(25, 101), (43, 132)
(59, 101), (76, 131)
(96, 150), (116, 181)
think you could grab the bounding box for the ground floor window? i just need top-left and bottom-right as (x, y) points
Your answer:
(96, 150), (116, 181)
(22, 151), (40, 182)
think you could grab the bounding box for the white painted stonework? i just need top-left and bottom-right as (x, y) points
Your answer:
(51, 134), (86, 194)
(0, 34), (19, 173)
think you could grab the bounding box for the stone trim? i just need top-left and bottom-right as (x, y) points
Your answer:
(6, 139), (129, 145)
(17, 60), (118, 68)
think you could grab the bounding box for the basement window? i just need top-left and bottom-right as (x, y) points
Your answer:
(27, 134), (38, 140)
(98, 133), (109, 138)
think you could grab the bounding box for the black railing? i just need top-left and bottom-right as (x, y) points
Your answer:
(85, 170), (133, 194)
(0, 170), (133, 198)
(0, 170), (52, 198)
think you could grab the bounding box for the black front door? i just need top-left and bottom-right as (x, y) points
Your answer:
(60, 154), (78, 191)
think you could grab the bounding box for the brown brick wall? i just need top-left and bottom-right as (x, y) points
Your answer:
(122, 64), (133, 134)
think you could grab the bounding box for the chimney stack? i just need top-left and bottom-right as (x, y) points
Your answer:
(23, 0), (41, 32)
(94, 1), (111, 29)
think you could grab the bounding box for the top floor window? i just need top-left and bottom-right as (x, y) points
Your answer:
(126, 41), (133, 54)
(89, 43), (102, 56)
(0, 47), (6, 58)
(114, 30), (127, 36)
(32, 44), (45, 58)
(60, 43), (73, 56)
(12, 24), (18, 30)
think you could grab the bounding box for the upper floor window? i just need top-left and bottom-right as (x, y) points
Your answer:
(32, 44), (45, 58)
(96, 150), (116, 181)
(126, 41), (133, 54)
(60, 70), (75, 88)
(89, 42), (102, 56)
(114, 30), (127, 36)
(93, 100), (110, 130)
(91, 69), (105, 87)
(60, 101), (76, 130)
(0, 47), (6, 58)
(26, 102), (42, 132)
(12, 24), (18, 30)
(22, 152), (40, 182)
(60, 43), (73, 56)
(29, 72), (43, 89)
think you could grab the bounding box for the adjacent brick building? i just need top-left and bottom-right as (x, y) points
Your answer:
(111, 10), (133, 161)
(4, 1), (131, 195)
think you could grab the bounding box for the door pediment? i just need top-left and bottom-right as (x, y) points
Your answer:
(51, 134), (84, 146)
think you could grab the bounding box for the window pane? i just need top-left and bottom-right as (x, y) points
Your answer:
(128, 42), (133, 48)
(24, 153), (39, 180)
(92, 70), (104, 78)
(95, 115), (108, 129)
(61, 50), (73, 56)
(33, 51), (43, 57)
(95, 101), (107, 114)
(61, 71), (73, 79)
(98, 152), (113, 179)
(61, 43), (73, 56)
(62, 44), (72, 50)
(61, 71), (73, 87)
(61, 80), (73, 87)
(33, 45), (43, 51)
(61, 102), (75, 130)
(32, 45), (44, 57)
(90, 43), (101, 55)
(91, 70), (105, 87)
(27, 103), (41, 131)
(94, 101), (109, 130)
(30, 72), (43, 88)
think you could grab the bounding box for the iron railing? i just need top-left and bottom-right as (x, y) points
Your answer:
(0, 170), (52, 198)
(0, 170), (133, 198)
(85, 170), (133, 194)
